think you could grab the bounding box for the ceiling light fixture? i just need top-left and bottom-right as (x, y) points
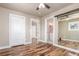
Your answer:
(49, 23), (53, 26)
(36, 3), (50, 10)
(39, 3), (45, 8)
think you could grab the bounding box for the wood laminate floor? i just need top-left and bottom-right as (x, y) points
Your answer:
(0, 42), (78, 56)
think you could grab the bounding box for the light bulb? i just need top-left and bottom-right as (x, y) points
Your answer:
(39, 3), (45, 8)
(49, 23), (53, 25)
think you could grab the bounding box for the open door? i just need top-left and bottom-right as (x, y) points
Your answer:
(30, 18), (40, 42)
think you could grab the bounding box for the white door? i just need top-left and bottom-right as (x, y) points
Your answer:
(30, 19), (40, 41)
(9, 14), (26, 46)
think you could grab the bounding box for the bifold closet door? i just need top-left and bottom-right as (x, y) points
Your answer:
(9, 14), (26, 46)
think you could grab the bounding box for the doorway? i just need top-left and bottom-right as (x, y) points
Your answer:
(47, 19), (53, 43)
(9, 14), (26, 46)
(30, 18), (40, 42)
(45, 17), (58, 44)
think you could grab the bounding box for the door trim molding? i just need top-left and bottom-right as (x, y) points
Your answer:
(30, 18), (40, 41)
(9, 13), (26, 47)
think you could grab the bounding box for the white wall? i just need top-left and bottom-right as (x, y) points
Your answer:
(0, 6), (40, 48)
(40, 18), (46, 42)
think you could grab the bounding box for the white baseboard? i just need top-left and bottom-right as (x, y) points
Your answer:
(24, 42), (32, 45)
(38, 40), (53, 44)
(63, 39), (79, 42)
(0, 46), (11, 49)
(53, 44), (79, 54)
(47, 42), (53, 44)
(0, 42), (32, 50)
(38, 40), (47, 43)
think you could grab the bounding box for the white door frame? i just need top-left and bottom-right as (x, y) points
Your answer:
(30, 18), (40, 42)
(45, 16), (53, 43)
(45, 16), (58, 44)
(9, 14), (26, 47)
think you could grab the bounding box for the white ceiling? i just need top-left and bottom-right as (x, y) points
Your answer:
(0, 3), (72, 17)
